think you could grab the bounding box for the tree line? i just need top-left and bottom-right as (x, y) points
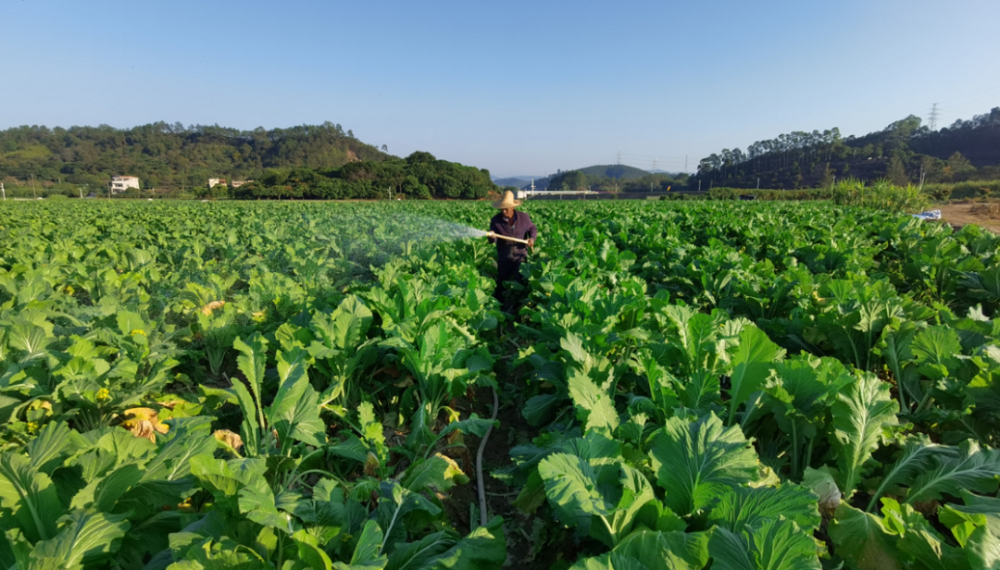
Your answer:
(0, 121), (388, 193)
(223, 151), (495, 200)
(694, 107), (1000, 189)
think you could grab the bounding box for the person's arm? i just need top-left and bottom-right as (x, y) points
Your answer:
(487, 217), (499, 243)
(524, 213), (538, 248)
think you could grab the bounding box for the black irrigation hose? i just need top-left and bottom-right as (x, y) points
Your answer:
(475, 386), (499, 527)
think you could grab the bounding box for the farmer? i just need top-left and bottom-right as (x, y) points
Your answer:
(487, 190), (537, 310)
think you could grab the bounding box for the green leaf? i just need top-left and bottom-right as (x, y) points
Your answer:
(424, 516), (505, 570)
(538, 453), (615, 527)
(26, 422), (77, 475)
(233, 333), (268, 439)
(707, 483), (821, 534)
(402, 454), (468, 494)
(879, 498), (968, 570)
(911, 326), (963, 381)
(710, 517), (820, 570)
(567, 368), (619, 432)
(239, 484), (290, 532)
(966, 525), (1000, 570)
(649, 413), (758, 515)
(830, 372), (898, 497)
(561, 332), (589, 364)
(727, 325), (784, 425)
(612, 530), (710, 570)
(324, 296), (374, 350)
(351, 520), (386, 566)
(865, 435), (954, 512)
(906, 440), (1000, 504)
(0, 452), (61, 542)
(294, 529), (334, 570)
(69, 462), (143, 511)
(801, 466), (841, 516)
(31, 511), (130, 569)
(385, 530), (455, 570)
(230, 380), (261, 458)
(605, 465), (658, 546)
(828, 503), (902, 570)
(268, 347), (325, 451)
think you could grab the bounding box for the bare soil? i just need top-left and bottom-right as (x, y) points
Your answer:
(936, 201), (1000, 234)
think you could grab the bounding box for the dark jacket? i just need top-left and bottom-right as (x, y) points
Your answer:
(488, 211), (538, 263)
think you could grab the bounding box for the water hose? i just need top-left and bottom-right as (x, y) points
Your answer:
(475, 386), (499, 527)
(488, 232), (530, 245)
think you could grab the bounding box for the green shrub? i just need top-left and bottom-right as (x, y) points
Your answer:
(831, 178), (927, 213)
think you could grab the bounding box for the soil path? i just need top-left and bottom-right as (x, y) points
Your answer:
(937, 202), (1000, 234)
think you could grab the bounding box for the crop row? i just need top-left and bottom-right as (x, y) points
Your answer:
(2, 200), (1000, 569)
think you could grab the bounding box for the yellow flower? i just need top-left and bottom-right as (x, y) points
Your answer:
(64, 285), (75, 295)
(131, 329), (146, 336)
(96, 388), (110, 401)
(26, 422), (38, 433)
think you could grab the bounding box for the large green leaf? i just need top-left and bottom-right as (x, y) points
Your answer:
(612, 530), (709, 570)
(402, 454), (468, 494)
(268, 347), (326, 451)
(707, 484), (820, 534)
(352, 520), (386, 566)
(317, 296), (373, 350)
(828, 503), (902, 570)
(424, 516), (505, 570)
(830, 372), (898, 497)
(567, 368), (619, 432)
(649, 413), (758, 515)
(69, 462), (143, 512)
(879, 498), (968, 570)
(906, 440), (1000, 504)
(865, 435), (954, 512)
(710, 517), (820, 570)
(233, 333), (268, 431)
(28, 511), (130, 569)
(26, 422), (78, 475)
(0, 452), (61, 542)
(230, 380), (261, 458)
(537, 453), (615, 527)
(726, 325), (784, 425)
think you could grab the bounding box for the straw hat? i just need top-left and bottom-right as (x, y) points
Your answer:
(492, 190), (522, 209)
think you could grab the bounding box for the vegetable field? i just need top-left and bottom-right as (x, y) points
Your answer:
(2, 200), (1000, 570)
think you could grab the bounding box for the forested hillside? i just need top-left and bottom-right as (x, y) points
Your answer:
(231, 151), (495, 200)
(0, 121), (389, 190)
(547, 164), (689, 191)
(694, 107), (1000, 189)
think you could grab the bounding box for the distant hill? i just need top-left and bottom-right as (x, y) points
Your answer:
(576, 164), (650, 180)
(693, 107), (1000, 189)
(0, 121), (390, 190)
(493, 176), (533, 188)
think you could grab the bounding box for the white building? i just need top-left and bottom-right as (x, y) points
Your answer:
(231, 180), (252, 188)
(208, 178), (227, 188)
(111, 176), (140, 194)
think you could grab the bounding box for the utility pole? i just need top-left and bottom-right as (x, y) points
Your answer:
(31, 174), (37, 199)
(1, 182), (5, 201)
(685, 156), (688, 172)
(653, 157), (658, 171)
(698, 180), (702, 192)
(756, 178), (760, 189)
(929, 103), (940, 131)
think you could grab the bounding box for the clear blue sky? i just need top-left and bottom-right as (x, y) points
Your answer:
(1, 0), (998, 177)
